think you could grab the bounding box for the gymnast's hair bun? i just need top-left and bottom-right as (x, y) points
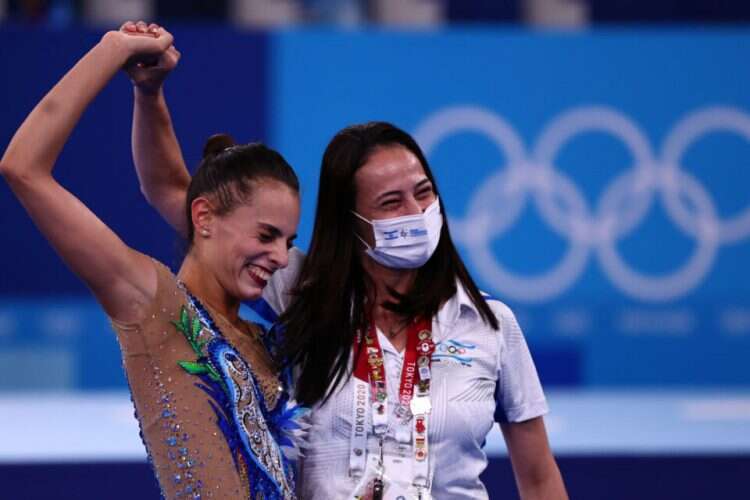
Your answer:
(202, 133), (237, 159)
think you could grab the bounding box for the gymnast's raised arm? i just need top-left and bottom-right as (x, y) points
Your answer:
(0, 27), (174, 323)
(124, 21), (191, 237)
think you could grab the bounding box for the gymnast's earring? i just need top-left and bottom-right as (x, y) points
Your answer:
(200, 228), (210, 237)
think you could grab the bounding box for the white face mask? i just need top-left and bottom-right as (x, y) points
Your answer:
(352, 197), (443, 269)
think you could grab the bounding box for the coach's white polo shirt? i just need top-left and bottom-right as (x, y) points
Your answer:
(262, 249), (549, 499)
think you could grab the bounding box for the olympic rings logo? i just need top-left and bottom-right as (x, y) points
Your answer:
(414, 105), (750, 303)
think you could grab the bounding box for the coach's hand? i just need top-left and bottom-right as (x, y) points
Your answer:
(119, 21), (180, 95)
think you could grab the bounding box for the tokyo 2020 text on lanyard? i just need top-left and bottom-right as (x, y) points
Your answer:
(349, 317), (436, 500)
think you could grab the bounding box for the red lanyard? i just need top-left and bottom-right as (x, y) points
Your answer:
(353, 317), (434, 416)
(349, 317), (436, 494)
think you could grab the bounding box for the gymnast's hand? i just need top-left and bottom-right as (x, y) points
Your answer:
(119, 21), (180, 95)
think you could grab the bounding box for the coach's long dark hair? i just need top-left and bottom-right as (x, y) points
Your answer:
(280, 122), (498, 406)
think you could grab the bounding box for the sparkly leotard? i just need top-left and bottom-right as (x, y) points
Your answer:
(110, 259), (303, 499)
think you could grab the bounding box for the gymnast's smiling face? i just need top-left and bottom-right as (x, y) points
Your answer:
(194, 179), (299, 302)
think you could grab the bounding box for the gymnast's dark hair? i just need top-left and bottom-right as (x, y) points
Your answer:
(280, 121), (498, 406)
(185, 134), (299, 243)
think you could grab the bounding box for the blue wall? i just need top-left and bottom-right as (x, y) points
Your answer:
(270, 29), (750, 388)
(2, 26), (750, 391)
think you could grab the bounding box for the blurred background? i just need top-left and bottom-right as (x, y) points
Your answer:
(1, 1), (749, 499)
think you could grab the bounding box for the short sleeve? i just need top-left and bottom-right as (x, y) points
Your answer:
(260, 246), (306, 315)
(492, 302), (549, 423)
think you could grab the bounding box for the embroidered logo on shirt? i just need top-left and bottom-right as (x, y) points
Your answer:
(432, 340), (476, 367)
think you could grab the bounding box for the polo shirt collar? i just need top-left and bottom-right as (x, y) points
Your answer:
(433, 280), (481, 342)
(372, 281), (482, 350)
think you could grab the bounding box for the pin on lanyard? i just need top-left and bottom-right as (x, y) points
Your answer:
(349, 324), (389, 479)
(410, 325), (434, 493)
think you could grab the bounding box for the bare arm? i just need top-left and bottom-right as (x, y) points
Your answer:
(500, 417), (568, 500)
(0, 29), (174, 323)
(124, 21), (191, 236)
(132, 86), (190, 235)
